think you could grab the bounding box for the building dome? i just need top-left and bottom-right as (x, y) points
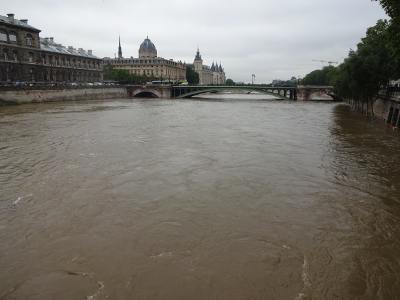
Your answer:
(139, 36), (157, 58)
(139, 37), (156, 51)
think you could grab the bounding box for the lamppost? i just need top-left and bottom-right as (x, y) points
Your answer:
(252, 74), (255, 85)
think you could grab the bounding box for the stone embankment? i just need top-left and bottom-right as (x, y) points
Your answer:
(373, 92), (400, 127)
(0, 86), (128, 105)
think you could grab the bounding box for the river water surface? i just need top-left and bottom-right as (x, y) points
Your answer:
(1, 94), (400, 299)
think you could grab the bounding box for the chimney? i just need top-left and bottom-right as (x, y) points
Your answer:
(57, 44), (62, 50)
(68, 46), (73, 52)
(20, 19), (28, 24)
(50, 37), (54, 43)
(88, 50), (92, 55)
(78, 48), (83, 54)
(7, 14), (14, 22)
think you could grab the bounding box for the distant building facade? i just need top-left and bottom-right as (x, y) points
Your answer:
(187, 48), (226, 85)
(103, 37), (186, 81)
(0, 13), (102, 84)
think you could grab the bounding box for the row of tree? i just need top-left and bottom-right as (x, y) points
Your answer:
(104, 64), (236, 86)
(301, 0), (399, 118)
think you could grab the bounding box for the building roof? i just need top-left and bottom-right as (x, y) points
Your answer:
(0, 14), (40, 32)
(40, 37), (101, 59)
(139, 37), (156, 51)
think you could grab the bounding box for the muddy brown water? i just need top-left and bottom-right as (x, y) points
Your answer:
(1, 94), (400, 299)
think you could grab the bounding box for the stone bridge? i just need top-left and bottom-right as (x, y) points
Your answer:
(126, 85), (172, 98)
(296, 85), (338, 101)
(126, 85), (339, 101)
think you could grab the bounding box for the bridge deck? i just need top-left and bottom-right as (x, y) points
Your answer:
(172, 85), (296, 100)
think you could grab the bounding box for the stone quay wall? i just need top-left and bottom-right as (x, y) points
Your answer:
(0, 86), (128, 105)
(374, 95), (400, 122)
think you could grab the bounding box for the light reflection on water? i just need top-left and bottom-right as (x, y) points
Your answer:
(1, 95), (400, 299)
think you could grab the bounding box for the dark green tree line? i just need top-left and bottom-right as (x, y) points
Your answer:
(331, 19), (395, 117)
(300, 66), (336, 86)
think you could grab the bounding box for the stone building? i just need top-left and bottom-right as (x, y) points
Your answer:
(0, 13), (102, 84)
(188, 48), (226, 85)
(103, 37), (186, 82)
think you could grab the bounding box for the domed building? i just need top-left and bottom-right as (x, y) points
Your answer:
(103, 36), (186, 82)
(139, 37), (157, 58)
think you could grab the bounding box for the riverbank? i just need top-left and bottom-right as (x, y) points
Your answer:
(0, 86), (128, 105)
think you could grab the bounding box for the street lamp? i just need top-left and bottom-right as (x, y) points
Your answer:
(252, 74), (255, 85)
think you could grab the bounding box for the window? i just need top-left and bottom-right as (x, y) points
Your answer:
(42, 55), (46, 64)
(28, 52), (34, 62)
(26, 34), (33, 45)
(0, 29), (7, 42)
(13, 51), (17, 61)
(30, 68), (36, 80)
(9, 31), (16, 43)
(4, 49), (9, 60)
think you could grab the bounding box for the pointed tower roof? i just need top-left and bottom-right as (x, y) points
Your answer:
(194, 47), (202, 61)
(118, 35), (122, 58)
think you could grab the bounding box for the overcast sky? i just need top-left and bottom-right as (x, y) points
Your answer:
(3, 0), (388, 83)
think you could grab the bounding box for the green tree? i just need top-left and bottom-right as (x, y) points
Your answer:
(226, 78), (234, 86)
(103, 63), (116, 80)
(186, 66), (199, 85)
(376, 0), (400, 75)
(331, 20), (393, 117)
(301, 66), (336, 85)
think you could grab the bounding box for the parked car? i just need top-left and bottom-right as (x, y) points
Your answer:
(86, 83), (94, 86)
(45, 83), (56, 86)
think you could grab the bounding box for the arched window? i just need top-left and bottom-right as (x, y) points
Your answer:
(26, 34), (33, 46)
(9, 31), (17, 43)
(6, 66), (11, 80)
(43, 70), (48, 81)
(0, 29), (8, 42)
(28, 52), (34, 63)
(30, 68), (36, 81)
(50, 70), (54, 81)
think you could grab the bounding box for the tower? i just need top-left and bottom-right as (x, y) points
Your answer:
(118, 36), (122, 58)
(193, 47), (203, 72)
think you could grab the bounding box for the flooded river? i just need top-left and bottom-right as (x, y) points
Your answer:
(1, 94), (400, 299)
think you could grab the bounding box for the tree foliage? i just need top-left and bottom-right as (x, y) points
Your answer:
(377, 0), (400, 19)
(103, 63), (171, 84)
(376, 0), (400, 73)
(330, 19), (395, 116)
(186, 66), (199, 85)
(225, 78), (235, 86)
(300, 66), (336, 85)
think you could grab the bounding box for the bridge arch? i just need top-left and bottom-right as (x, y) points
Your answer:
(133, 91), (159, 98)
